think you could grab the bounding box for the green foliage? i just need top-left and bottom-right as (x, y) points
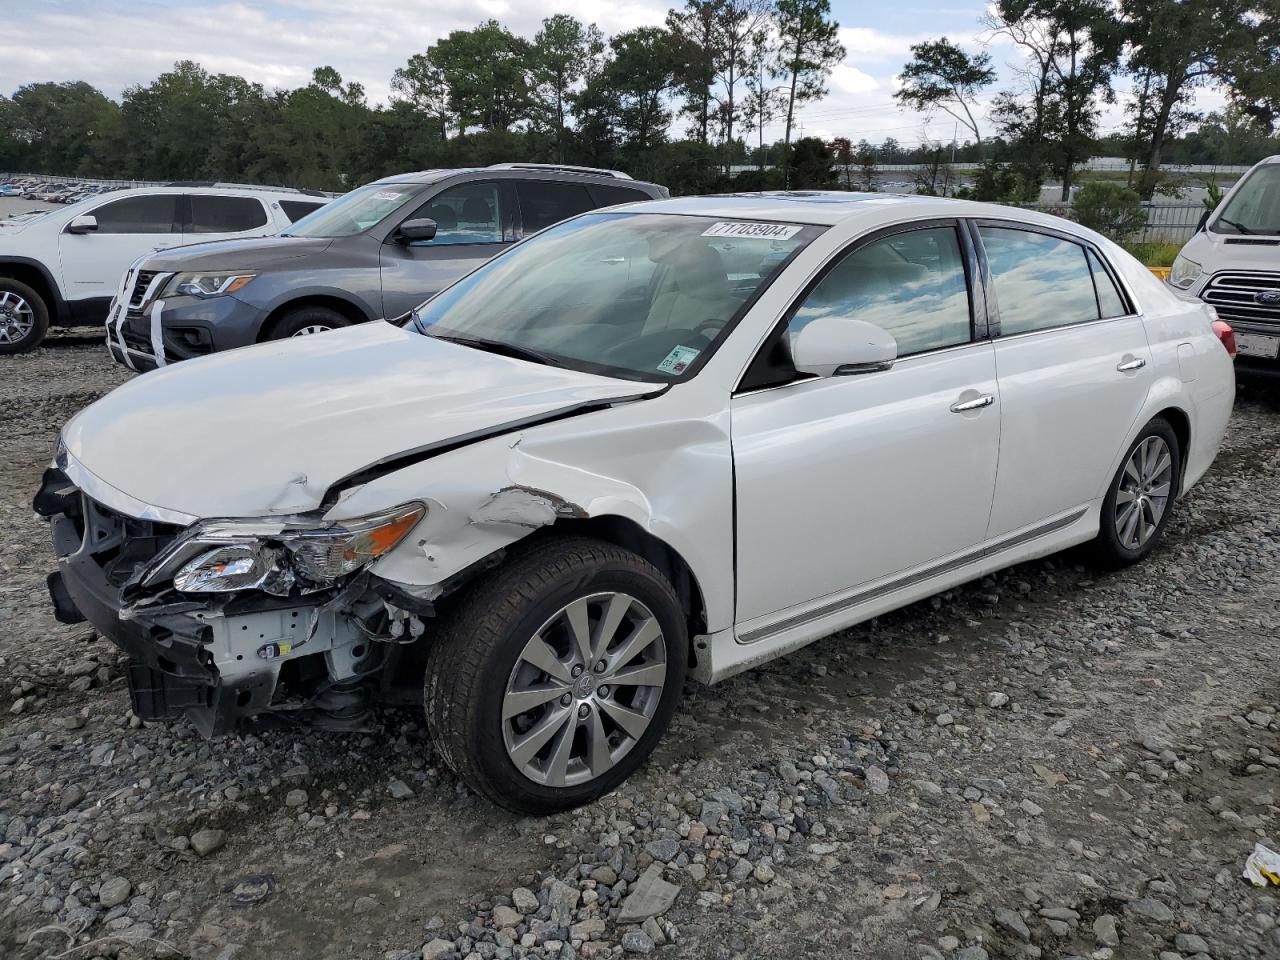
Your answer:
(788, 137), (837, 189)
(1073, 181), (1148, 240)
(895, 38), (996, 146)
(1122, 240), (1182, 267)
(773, 0), (844, 184)
(1203, 178), (1224, 212)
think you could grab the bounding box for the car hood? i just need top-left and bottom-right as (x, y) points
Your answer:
(143, 235), (334, 272)
(1181, 230), (1280, 275)
(61, 322), (662, 522)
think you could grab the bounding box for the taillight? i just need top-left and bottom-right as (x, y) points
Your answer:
(1211, 319), (1237, 359)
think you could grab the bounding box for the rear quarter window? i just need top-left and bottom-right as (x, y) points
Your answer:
(280, 200), (326, 223)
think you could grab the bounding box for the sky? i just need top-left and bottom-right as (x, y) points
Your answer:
(1, 0), (1228, 149)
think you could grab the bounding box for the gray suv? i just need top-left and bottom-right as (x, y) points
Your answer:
(105, 164), (667, 370)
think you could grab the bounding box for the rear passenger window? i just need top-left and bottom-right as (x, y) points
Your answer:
(413, 182), (503, 245)
(1087, 248), (1129, 318)
(188, 195), (269, 233)
(280, 200), (326, 223)
(589, 184), (653, 207)
(516, 181), (596, 234)
(90, 194), (177, 234)
(980, 227), (1099, 334)
(788, 226), (971, 357)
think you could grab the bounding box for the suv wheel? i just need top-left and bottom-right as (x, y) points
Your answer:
(266, 305), (350, 340)
(424, 538), (687, 814)
(0, 278), (50, 354)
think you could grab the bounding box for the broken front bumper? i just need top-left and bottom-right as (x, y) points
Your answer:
(37, 467), (377, 736)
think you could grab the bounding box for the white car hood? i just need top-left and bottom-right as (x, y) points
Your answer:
(1182, 230), (1280, 274)
(61, 322), (662, 522)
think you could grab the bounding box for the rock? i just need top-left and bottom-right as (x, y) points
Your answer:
(492, 904), (522, 928)
(995, 906), (1030, 941)
(1174, 933), (1210, 954)
(548, 879), (580, 923)
(956, 948), (989, 960)
(619, 863), (681, 922)
(60, 783), (86, 810)
(570, 916), (606, 941)
(778, 760), (800, 785)
(421, 938), (453, 960)
(936, 712), (955, 727)
(1019, 799), (1044, 817)
(284, 788), (308, 808)
(1049, 718), (1073, 736)
(99, 876), (132, 908)
(1128, 898), (1174, 923)
(1094, 913), (1120, 946)
(590, 865), (618, 886)
(986, 692), (1010, 709)
(644, 838), (680, 862)
(622, 930), (656, 954)
(511, 887), (539, 914)
(190, 829), (226, 857)
(865, 766), (890, 795)
(388, 779), (414, 800)
(641, 917), (665, 946)
(754, 862), (776, 884)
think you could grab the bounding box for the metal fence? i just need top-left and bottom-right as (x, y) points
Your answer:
(1013, 201), (1205, 245)
(1, 172), (166, 190)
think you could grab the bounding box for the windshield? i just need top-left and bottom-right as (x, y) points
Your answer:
(284, 182), (419, 238)
(1213, 162), (1280, 235)
(409, 212), (821, 382)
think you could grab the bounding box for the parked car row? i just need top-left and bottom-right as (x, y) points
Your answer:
(33, 167), (1236, 812)
(1, 176), (123, 204)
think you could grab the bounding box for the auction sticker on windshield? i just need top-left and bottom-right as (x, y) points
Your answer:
(657, 345), (701, 375)
(701, 221), (803, 240)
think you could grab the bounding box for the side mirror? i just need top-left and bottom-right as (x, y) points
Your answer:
(791, 316), (897, 378)
(1197, 210), (1210, 232)
(66, 214), (98, 235)
(396, 218), (437, 243)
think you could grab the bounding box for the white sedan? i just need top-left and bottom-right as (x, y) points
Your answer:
(39, 193), (1235, 813)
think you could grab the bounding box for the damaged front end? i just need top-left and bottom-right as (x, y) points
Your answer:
(35, 465), (435, 737)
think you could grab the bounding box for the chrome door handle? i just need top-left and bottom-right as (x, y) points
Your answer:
(950, 393), (994, 413)
(600, 257), (625, 265)
(1117, 357), (1146, 372)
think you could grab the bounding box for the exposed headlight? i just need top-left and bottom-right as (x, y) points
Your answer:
(1169, 255), (1202, 290)
(165, 272), (257, 299)
(173, 503), (425, 595)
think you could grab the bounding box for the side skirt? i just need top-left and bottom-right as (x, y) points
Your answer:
(691, 504), (1097, 685)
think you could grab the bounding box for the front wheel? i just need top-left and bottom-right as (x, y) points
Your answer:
(1091, 416), (1181, 567)
(265, 305), (350, 340)
(424, 538), (687, 814)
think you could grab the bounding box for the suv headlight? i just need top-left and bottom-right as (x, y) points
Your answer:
(173, 503), (425, 595)
(165, 272), (257, 299)
(1169, 254), (1202, 290)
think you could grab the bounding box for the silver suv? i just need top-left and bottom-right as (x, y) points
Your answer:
(106, 165), (667, 371)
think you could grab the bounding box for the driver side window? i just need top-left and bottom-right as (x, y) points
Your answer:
(410, 182), (503, 246)
(788, 226), (972, 357)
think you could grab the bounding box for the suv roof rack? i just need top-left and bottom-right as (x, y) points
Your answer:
(164, 181), (336, 197)
(486, 163), (634, 181)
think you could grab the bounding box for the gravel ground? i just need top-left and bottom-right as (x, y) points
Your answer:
(2, 338), (1278, 960)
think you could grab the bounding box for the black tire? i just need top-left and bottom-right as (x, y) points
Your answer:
(1091, 416), (1182, 567)
(264, 305), (350, 340)
(0, 277), (50, 354)
(424, 537), (688, 814)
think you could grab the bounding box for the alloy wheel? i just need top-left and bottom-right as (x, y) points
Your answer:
(0, 291), (35, 345)
(1115, 435), (1173, 550)
(291, 324), (333, 337)
(502, 592), (668, 788)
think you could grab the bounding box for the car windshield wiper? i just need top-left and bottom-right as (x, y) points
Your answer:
(430, 332), (565, 368)
(1216, 216), (1253, 234)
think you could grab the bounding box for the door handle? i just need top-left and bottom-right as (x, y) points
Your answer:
(1116, 357), (1146, 372)
(950, 393), (994, 413)
(600, 257), (625, 265)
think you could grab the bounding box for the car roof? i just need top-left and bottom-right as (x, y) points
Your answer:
(605, 190), (1095, 235)
(76, 185), (325, 201)
(369, 166), (661, 189)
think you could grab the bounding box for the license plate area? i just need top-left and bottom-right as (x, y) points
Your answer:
(1235, 332), (1280, 359)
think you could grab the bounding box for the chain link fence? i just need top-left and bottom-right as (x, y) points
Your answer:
(1014, 201), (1205, 244)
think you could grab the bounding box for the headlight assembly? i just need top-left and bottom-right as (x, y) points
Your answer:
(1169, 255), (1202, 290)
(172, 503), (425, 595)
(165, 272), (257, 299)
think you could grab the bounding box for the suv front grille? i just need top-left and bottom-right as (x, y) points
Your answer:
(128, 270), (161, 308)
(1201, 271), (1280, 328)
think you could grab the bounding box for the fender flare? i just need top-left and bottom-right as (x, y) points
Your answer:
(0, 255), (68, 323)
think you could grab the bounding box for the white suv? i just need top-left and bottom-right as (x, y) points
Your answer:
(0, 185), (329, 352)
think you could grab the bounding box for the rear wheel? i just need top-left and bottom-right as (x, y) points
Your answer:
(0, 278), (49, 354)
(1092, 416), (1181, 567)
(424, 538), (687, 814)
(265, 305), (350, 340)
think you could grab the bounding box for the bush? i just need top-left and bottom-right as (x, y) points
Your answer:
(1122, 241), (1183, 268)
(1074, 181), (1148, 240)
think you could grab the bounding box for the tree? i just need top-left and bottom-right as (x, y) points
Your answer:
(391, 54), (451, 142)
(774, 0), (845, 187)
(2, 81), (120, 175)
(601, 28), (680, 154)
(1218, 3), (1280, 131)
(742, 25), (782, 169)
(530, 15), (601, 161)
(985, 8), (1060, 198)
(712, 0), (775, 172)
(428, 21), (532, 133)
(855, 139), (877, 191)
(895, 38), (996, 150)
(667, 1), (723, 144)
(788, 136), (836, 188)
(1122, 0), (1251, 198)
(1073, 180), (1148, 239)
